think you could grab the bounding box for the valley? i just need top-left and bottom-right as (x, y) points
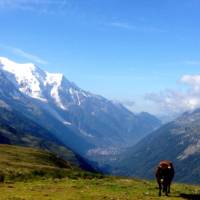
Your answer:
(0, 57), (161, 170)
(0, 145), (199, 200)
(114, 109), (200, 184)
(1, 57), (200, 187)
(1, 1), (200, 199)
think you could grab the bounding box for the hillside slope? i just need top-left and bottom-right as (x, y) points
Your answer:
(0, 106), (95, 171)
(114, 109), (200, 184)
(0, 145), (200, 199)
(0, 144), (98, 181)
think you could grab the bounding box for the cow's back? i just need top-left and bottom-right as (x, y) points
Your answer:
(159, 160), (173, 168)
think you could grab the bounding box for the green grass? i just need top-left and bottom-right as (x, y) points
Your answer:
(0, 144), (200, 200)
(0, 144), (99, 181)
(0, 177), (200, 200)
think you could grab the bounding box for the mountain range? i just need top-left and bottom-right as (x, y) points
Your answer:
(0, 57), (161, 167)
(1, 57), (200, 184)
(113, 108), (200, 184)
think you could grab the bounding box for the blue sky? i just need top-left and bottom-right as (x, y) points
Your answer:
(1, 0), (200, 115)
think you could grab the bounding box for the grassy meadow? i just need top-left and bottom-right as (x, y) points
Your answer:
(1, 176), (200, 200)
(0, 144), (200, 200)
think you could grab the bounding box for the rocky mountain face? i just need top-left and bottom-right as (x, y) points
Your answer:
(114, 109), (200, 184)
(0, 57), (161, 164)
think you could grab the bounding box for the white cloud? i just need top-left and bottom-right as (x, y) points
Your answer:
(109, 22), (135, 30)
(121, 100), (135, 107)
(12, 47), (47, 65)
(0, 0), (70, 14)
(108, 22), (166, 33)
(145, 75), (200, 115)
(181, 75), (200, 92)
(120, 100), (135, 107)
(183, 60), (200, 65)
(0, 44), (47, 65)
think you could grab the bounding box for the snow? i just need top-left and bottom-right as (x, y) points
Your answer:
(0, 57), (67, 108)
(0, 57), (46, 101)
(69, 87), (81, 105)
(75, 90), (81, 105)
(178, 140), (200, 160)
(0, 100), (10, 109)
(45, 72), (63, 85)
(63, 121), (72, 126)
(0, 57), (95, 110)
(79, 129), (94, 138)
(69, 87), (74, 95)
(45, 72), (67, 110)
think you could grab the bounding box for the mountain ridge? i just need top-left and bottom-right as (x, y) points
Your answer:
(114, 108), (200, 184)
(0, 57), (161, 165)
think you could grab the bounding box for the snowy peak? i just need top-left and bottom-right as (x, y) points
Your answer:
(45, 72), (67, 109)
(0, 57), (37, 74)
(0, 57), (66, 104)
(0, 57), (47, 101)
(0, 57), (95, 109)
(45, 72), (63, 86)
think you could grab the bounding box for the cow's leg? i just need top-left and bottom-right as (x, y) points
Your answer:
(168, 183), (171, 193)
(158, 182), (162, 196)
(163, 183), (168, 196)
(159, 187), (161, 196)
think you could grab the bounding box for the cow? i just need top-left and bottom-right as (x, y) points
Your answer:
(155, 160), (175, 196)
(0, 173), (4, 183)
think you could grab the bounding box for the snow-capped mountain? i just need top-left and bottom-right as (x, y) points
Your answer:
(0, 57), (161, 162)
(0, 57), (96, 108)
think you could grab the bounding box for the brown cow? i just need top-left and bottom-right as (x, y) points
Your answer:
(0, 173), (4, 183)
(155, 160), (175, 196)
